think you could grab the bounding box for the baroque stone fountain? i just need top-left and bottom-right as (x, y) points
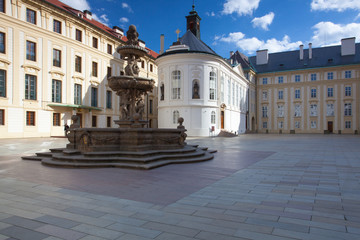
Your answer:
(22, 25), (215, 169)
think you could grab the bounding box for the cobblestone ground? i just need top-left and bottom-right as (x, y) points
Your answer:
(0, 134), (359, 240)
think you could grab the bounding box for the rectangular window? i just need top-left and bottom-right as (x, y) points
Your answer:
(149, 99), (153, 114)
(278, 121), (283, 129)
(92, 61), (98, 77)
(327, 72), (333, 80)
(345, 121), (351, 129)
(53, 49), (61, 67)
(294, 104), (301, 117)
(52, 79), (61, 103)
(25, 74), (37, 100)
(278, 105), (284, 117)
(76, 29), (82, 42)
(295, 121), (300, 129)
(107, 116), (111, 127)
(0, 0), (4, 13)
(295, 89), (300, 99)
(106, 90), (112, 109)
(262, 78), (268, 85)
(26, 111), (35, 126)
(209, 72), (216, 100)
(345, 86), (351, 96)
(107, 67), (112, 77)
(311, 88), (316, 98)
(93, 37), (98, 48)
(75, 56), (81, 73)
(345, 70), (351, 79)
(107, 44), (112, 54)
(91, 87), (98, 107)
(311, 73), (317, 81)
(345, 103), (352, 116)
(327, 87), (333, 97)
(26, 41), (36, 61)
(0, 32), (4, 53)
(278, 76), (283, 84)
(0, 109), (4, 125)
(53, 113), (60, 126)
(310, 104), (317, 117)
(263, 121), (267, 129)
(92, 115), (97, 127)
(295, 75), (300, 82)
(262, 91), (267, 101)
(26, 8), (36, 24)
(327, 104), (334, 116)
(150, 64), (153, 72)
(53, 19), (61, 34)
(74, 84), (82, 105)
(172, 70), (181, 100)
(262, 106), (268, 118)
(278, 90), (283, 100)
(0, 69), (5, 97)
(311, 121), (316, 129)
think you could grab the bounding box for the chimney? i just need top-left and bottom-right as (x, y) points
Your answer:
(160, 34), (165, 54)
(256, 49), (268, 65)
(230, 51), (234, 64)
(112, 26), (124, 36)
(299, 45), (304, 60)
(309, 43), (312, 59)
(341, 37), (355, 56)
(230, 51), (234, 57)
(84, 10), (92, 20)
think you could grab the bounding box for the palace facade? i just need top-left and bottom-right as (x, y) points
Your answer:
(0, 0), (158, 138)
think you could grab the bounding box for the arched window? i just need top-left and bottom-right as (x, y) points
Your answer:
(209, 71), (217, 100)
(211, 111), (216, 124)
(173, 110), (179, 124)
(160, 83), (164, 101)
(171, 70), (181, 99)
(192, 80), (200, 99)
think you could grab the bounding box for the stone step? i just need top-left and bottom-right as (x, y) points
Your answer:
(49, 148), (66, 153)
(36, 152), (53, 157)
(41, 152), (214, 170)
(51, 149), (206, 164)
(21, 156), (43, 161)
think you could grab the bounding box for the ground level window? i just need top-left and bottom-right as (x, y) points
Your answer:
(211, 111), (216, 124)
(92, 115), (97, 127)
(107, 116), (111, 127)
(26, 111), (35, 126)
(263, 121), (267, 129)
(53, 113), (60, 126)
(345, 121), (351, 129)
(173, 110), (179, 124)
(0, 109), (4, 125)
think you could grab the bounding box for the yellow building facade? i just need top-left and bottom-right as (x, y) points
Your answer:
(0, 0), (158, 138)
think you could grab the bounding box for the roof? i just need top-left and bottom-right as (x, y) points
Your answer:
(244, 43), (360, 73)
(43, 0), (158, 59)
(158, 30), (218, 58)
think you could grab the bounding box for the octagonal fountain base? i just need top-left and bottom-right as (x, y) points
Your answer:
(22, 128), (216, 170)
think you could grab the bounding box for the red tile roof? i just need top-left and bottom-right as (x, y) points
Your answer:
(44, 0), (158, 59)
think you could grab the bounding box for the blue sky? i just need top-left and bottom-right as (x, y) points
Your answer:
(60, 0), (360, 58)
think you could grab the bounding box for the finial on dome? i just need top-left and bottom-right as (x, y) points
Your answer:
(192, 0), (195, 11)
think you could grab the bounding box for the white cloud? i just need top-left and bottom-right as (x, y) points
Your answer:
(355, 13), (360, 21)
(59, 0), (91, 11)
(251, 12), (275, 30)
(217, 32), (302, 54)
(311, 21), (360, 46)
(120, 17), (129, 23)
(122, 2), (133, 13)
(206, 12), (216, 17)
(92, 14), (109, 26)
(222, 0), (260, 16)
(311, 0), (360, 11)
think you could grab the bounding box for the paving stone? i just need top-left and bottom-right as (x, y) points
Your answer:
(0, 226), (49, 240)
(194, 231), (249, 240)
(246, 217), (309, 233)
(72, 223), (123, 239)
(142, 221), (200, 237)
(36, 225), (86, 240)
(63, 207), (107, 218)
(35, 215), (81, 229)
(107, 223), (161, 238)
(234, 229), (295, 240)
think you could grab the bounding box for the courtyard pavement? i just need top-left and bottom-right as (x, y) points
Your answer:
(0, 134), (359, 239)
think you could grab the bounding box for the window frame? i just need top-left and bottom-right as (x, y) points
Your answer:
(53, 49), (61, 67)
(327, 72), (333, 80)
(26, 111), (35, 126)
(0, 0), (5, 13)
(311, 88), (317, 98)
(75, 29), (82, 42)
(262, 106), (268, 118)
(92, 37), (98, 48)
(171, 70), (181, 100)
(26, 40), (36, 61)
(52, 79), (62, 103)
(0, 32), (5, 54)
(211, 111), (216, 124)
(53, 113), (60, 126)
(295, 75), (300, 82)
(295, 89), (300, 99)
(107, 44), (112, 54)
(345, 70), (352, 79)
(0, 109), (4, 125)
(209, 71), (217, 100)
(310, 73), (317, 81)
(262, 77), (268, 85)
(26, 8), (36, 24)
(92, 115), (97, 127)
(344, 103), (352, 116)
(173, 110), (179, 124)
(91, 87), (98, 107)
(25, 74), (37, 100)
(106, 90), (112, 109)
(107, 116), (111, 127)
(345, 86), (351, 97)
(0, 69), (5, 97)
(278, 76), (283, 84)
(74, 84), (82, 105)
(327, 87), (333, 97)
(92, 61), (98, 77)
(53, 19), (62, 34)
(345, 121), (351, 129)
(75, 56), (82, 73)
(278, 90), (283, 100)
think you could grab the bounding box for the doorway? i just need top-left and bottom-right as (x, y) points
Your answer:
(251, 117), (255, 132)
(328, 121), (333, 133)
(221, 111), (224, 129)
(76, 113), (83, 128)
